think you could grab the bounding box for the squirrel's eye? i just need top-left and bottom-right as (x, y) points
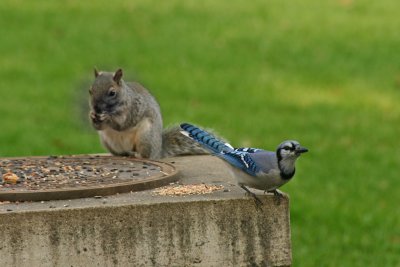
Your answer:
(108, 90), (116, 97)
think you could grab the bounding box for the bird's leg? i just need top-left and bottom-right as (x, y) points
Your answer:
(268, 189), (283, 197)
(240, 184), (263, 207)
(267, 189), (283, 205)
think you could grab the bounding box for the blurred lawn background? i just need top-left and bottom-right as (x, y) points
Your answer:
(1, 0), (399, 266)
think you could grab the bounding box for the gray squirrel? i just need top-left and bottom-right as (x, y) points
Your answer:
(89, 68), (207, 159)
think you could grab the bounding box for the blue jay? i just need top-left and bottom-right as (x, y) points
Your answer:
(180, 123), (308, 205)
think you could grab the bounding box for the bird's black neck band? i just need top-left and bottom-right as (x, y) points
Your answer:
(280, 167), (295, 180)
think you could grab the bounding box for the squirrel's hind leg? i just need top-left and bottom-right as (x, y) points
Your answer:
(134, 119), (163, 160)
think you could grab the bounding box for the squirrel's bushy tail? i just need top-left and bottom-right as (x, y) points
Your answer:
(161, 125), (209, 158)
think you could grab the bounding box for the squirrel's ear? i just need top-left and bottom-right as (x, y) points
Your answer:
(113, 69), (123, 84)
(94, 68), (100, 77)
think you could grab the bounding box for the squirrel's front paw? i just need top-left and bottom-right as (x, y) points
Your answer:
(90, 111), (107, 129)
(89, 111), (96, 120)
(89, 111), (99, 123)
(98, 113), (108, 121)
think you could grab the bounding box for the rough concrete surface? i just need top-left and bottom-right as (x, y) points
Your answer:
(0, 155), (291, 267)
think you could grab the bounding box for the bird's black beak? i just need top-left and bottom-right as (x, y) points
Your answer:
(295, 146), (308, 154)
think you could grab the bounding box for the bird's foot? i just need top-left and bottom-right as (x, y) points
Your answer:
(272, 189), (284, 197)
(268, 189), (283, 205)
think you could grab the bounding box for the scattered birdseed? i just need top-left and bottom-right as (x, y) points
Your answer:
(153, 184), (224, 196)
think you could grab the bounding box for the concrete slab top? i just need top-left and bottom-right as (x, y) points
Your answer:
(0, 155), (287, 213)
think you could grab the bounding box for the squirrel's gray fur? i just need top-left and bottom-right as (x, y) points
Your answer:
(89, 68), (207, 159)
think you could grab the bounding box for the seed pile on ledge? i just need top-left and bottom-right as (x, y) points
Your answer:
(0, 156), (161, 191)
(153, 183), (224, 196)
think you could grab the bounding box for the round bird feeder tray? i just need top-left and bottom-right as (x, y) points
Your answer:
(0, 155), (179, 202)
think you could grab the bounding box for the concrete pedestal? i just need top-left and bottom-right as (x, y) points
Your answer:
(0, 155), (291, 267)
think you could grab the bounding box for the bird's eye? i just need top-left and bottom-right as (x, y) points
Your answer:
(283, 146), (292, 150)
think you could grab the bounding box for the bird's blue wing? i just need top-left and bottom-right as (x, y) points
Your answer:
(219, 150), (261, 176)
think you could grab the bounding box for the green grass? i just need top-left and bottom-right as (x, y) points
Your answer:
(1, 0), (399, 266)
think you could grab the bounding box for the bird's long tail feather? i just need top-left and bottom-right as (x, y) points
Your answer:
(180, 123), (234, 154)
